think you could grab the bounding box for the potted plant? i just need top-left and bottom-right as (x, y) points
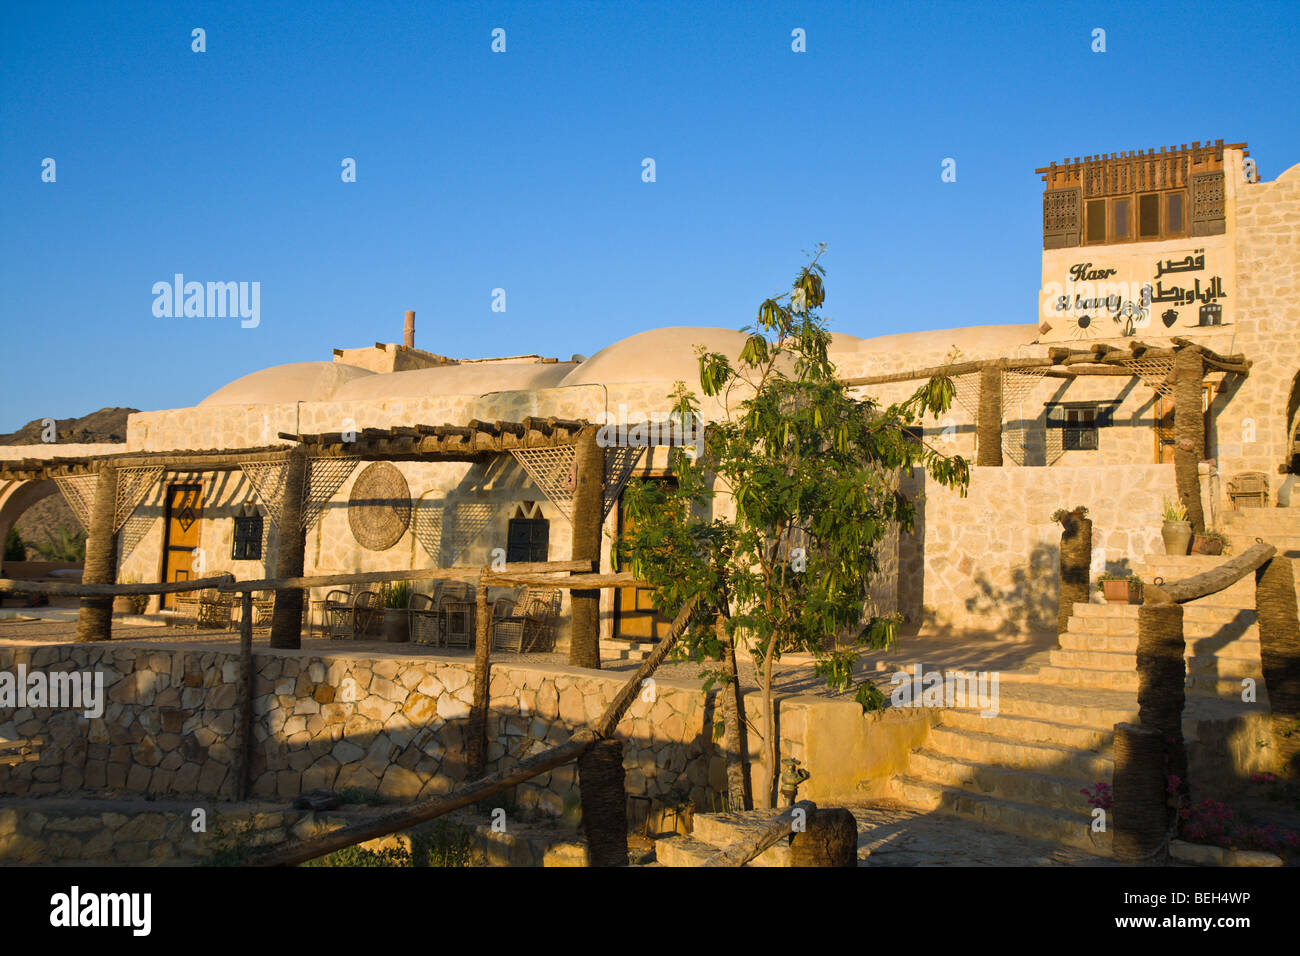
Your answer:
(1097, 572), (1143, 605)
(1191, 529), (1229, 556)
(113, 576), (149, 615)
(1161, 498), (1192, 556)
(381, 581), (412, 643)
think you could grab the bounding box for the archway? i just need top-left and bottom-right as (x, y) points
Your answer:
(0, 478), (76, 574)
(1285, 370), (1300, 476)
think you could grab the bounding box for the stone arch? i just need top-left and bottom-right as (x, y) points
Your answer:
(0, 478), (63, 568)
(1286, 370), (1300, 474)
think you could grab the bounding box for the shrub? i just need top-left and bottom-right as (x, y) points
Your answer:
(3, 528), (25, 561)
(34, 526), (86, 562)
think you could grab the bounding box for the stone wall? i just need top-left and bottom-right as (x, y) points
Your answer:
(900, 464), (1172, 634)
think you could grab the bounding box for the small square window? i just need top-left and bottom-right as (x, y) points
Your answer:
(1049, 403), (1104, 451)
(506, 517), (549, 564)
(232, 515), (263, 561)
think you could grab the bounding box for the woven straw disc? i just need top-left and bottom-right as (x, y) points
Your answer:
(348, 462), (411, 551)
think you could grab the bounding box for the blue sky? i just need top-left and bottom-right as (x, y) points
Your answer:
(2, 0), (1297, 430)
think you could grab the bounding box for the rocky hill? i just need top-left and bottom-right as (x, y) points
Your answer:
(3, 408), (137, 560)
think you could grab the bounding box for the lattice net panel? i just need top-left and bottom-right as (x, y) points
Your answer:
(1000, 368), (1048, 466)
(950, 372), (982, 421)
(238, 460), (289, 529)
(113, 465), (163, 534)
(509, 446), (578, 523)
(118, 513), (157, 562)
(412, 498), (444, 562)
(1123, 357), (1176, 395)
(53, 475), (99, 531)
(603, 446), (646, 521)
(448, 502), (499, 562)
(303, 457), (358, 533)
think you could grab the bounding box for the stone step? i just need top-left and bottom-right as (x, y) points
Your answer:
(1070, 602), (1253, 624)
(1049, 647), (1259, 679)
(1059, 629), (1261, 661)
(903, 749), (1110, 814)
(993, 681), (1137, 729)
(940, 709), (1111, 750)
(923, 726), (1110, 780)
(686, 811), (792, 867)
(653, 833), (719, 867)
(888, 776), (1112, 857)
(1035, 665), (1259, 698)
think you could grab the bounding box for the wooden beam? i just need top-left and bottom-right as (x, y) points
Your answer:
(216, 560), (593, 593)
(701, 800), (817, 867)
(0, 573), (235, 598)
(1146, 543), (1276, 605)
(840, 356), (1051, 389)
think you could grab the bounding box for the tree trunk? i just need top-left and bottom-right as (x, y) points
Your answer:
(759, 637), (777, 808)
(1256, 556), (1300, 776)
(1136, 601), (1187, 801)
(716, 612), (753, 811)
(231, 591), (254, 800)
(76, 463), (117, 643)
(568, 427), (603, 669)
(578, 738), (628, 866)
(701, 800), (816, 867)
(789, 807), (858, 866)
(1172, 349), (1206, 533)
(269, 447), (307, 649)
(468, 567), (491, 779)
(1112, 721), (1169, 863)
(1057, 508), (1092, 640)
(976, 364), (1003, 467)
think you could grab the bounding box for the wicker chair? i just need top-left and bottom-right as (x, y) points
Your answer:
(197, 590), (235, 630)
(409, 592), (442, 645)
(170, 589), (203, 630)
(317, 585), (357, 640)
(247, 590), (275, 637)
(497, 589), (562, 653)
(351, 589), (384, 639)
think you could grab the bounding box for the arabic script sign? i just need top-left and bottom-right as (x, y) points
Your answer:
(1041, 248), (1228, 339)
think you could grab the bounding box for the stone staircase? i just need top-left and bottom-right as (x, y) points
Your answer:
(598, 637), (654, 663)
(654, 809), (793, 866)
(886, 512), (1295, 857)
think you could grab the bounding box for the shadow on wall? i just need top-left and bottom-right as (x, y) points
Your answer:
(963, 542), (1059, 636)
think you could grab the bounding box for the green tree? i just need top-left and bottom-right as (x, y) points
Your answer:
(3, 528), (26, 562)
(35, 526), (87, 563)
(617, 247), (969, 807)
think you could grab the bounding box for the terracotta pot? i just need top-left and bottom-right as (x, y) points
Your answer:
(1162, 519), (1193, 556)
(1102, 579), (1142, 604)
(113, 596), (134, 615)
(1191, 534), (1224, 555)
(382, 609), (410, 643)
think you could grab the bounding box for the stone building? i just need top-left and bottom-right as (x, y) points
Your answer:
(2, 139), (1298, 645)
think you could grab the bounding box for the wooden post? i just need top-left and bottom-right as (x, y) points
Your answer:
(1256, 556), (1300, 776)
(1057, 507), (1092, 641)
(232, 591), (254, 801)
(578, 738), (628, 866)
(1112, 722), (1169, 863)
(976, 364), (1003, 467)
(269, 447), (307, 650)
(1172, 348), (1207, 533)
(467, 567), (491, 779)
(76, 463), (118, 643)
(569, 426), (604, 668)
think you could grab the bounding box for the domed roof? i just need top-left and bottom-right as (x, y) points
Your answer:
(332, 361), (575, 401)
(199, 362), (375, 406)
(560, 327), (760, 387)
(838, 324), (1036, 357)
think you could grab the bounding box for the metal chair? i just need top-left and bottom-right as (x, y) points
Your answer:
(409, 592), (442, 645)
(489, 597), (520, 651)
(440, 590), (476, 648)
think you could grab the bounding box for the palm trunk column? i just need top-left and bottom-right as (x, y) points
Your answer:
(568, 426), (604, 669)
(269, 446), (308, 650)
(1172, 349), (1207, 533)
(976, 364), (1003, 467)
(76, 462), (118, 643)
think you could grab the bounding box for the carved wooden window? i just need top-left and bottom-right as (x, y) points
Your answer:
(1085, 199), (1107, 243)
(1043, 187), (1081, 248)
(1190, 171), (1225, 236)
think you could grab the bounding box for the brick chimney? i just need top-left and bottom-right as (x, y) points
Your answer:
(403, 310), (415, 350)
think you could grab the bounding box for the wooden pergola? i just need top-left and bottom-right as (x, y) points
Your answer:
(842, 337), (1250, 531)
(0, 416), (610, 663)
